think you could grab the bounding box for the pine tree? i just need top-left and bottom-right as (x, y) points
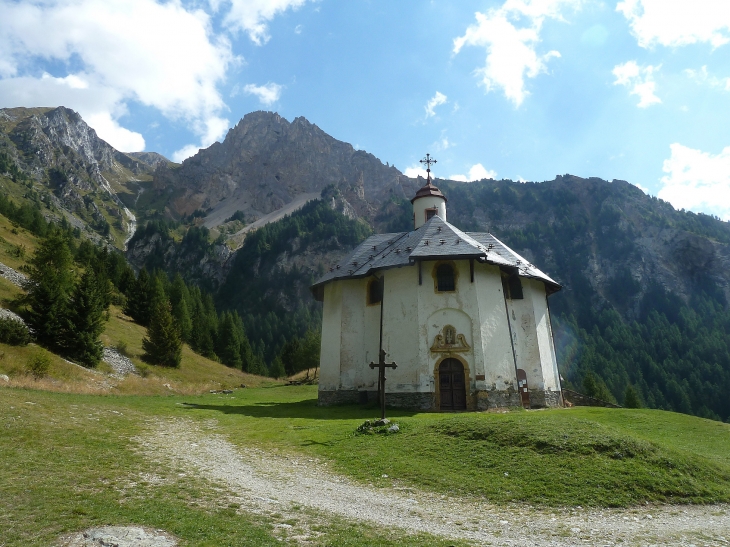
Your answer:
(239, 333), (257, 373)
(280, 336), (303, 376)
(24, 231), (74, 351)
(125, 268), (153, 326)
(301, 329), (321, 373)
(189, 288), (218, 359)
(142, 280), (182, 367)
(169, 273), (193, 343)
(216, 311), (242, 368)
(624, 384), (641, 408)
(269, 355), (286, 379)
(65, 268), (106, 367)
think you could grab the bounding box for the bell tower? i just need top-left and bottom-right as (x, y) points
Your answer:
(411, 153), (447, 229)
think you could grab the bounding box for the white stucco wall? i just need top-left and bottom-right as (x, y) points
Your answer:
(504, 277), (562, 393)
(473, 262), (518, 391)
(380, 266), (421, 392)
(530, 280), (561, 391)
(319, 258), (560, 402)
(319, 281), (343, 391)
(413, 196), (447, 228)
(505, 278), (544, 390)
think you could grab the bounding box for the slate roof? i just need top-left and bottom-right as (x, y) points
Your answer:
(311, 215), (561, 296)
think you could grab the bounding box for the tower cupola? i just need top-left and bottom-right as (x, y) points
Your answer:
(411, 153), (446, 229)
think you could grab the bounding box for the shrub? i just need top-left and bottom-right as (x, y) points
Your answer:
(115, 340), (129, 357)
(0, 317), (30, 346)
(27, 354), (51, 379)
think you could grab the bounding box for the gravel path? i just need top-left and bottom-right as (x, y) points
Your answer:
(139, 419), (730, 546)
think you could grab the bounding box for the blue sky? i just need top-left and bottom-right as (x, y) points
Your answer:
(2, 0), (730, 219)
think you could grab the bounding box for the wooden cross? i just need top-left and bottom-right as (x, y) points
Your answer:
(419, 153), (437, 183)
(369, 348), (397, 419)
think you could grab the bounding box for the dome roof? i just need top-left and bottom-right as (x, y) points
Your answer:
(410, 181), (447, 203)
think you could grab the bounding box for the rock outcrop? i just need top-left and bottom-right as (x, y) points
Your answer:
(0, 106), (163, 246)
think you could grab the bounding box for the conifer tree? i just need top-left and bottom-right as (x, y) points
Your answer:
(301, 329), (321, 373)
(239, 332), (257, 373)
(64, 268), (106, 367)
(169, 273), (193, 343)
(624, 384), (641, 408)
(280, 336), (303, 376)
(24, 231), (74, 351)
(142, 280), (182, 367)
(189, 287), (217, 359)
(269, 355), (285, 379)
(216, 311), (243, 368)
(125, 268), (153, 326)
(248, 349), (268, 376)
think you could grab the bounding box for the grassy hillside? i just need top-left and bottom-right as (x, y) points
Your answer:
(0, 214), (273, 395)
(0, 299), (271, 395)
(1, 384), (729, 546)
(185, 386), (730, 507)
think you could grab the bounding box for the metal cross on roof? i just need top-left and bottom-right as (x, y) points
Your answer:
(420, 153), (437, 182)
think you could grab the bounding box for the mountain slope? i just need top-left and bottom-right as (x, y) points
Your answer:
(151, 111), (414, 227)
(0, 106), (164, 247)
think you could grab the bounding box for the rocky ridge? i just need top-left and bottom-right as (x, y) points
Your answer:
(0, 106), (158, 246)
(152, 111), (417, 226)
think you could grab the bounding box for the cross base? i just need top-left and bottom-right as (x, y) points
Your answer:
(369, 349), (397, 420)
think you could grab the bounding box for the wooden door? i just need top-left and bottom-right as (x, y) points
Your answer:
(516, 368), (530, 408)
(439, 358), (466, 411)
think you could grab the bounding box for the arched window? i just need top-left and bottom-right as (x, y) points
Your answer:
(436, 263), (456, 292)
(367, 277), (382, 305)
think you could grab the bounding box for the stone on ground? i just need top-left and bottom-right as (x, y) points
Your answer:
(59, 526), (177, 547)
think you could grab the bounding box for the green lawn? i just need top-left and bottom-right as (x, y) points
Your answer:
(2, 384), (729, 546)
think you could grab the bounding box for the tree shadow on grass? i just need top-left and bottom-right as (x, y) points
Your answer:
(180, 399), (419, 421)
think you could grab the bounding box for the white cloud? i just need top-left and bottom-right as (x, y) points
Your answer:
(0, 0), (235, 156)
(659, 143), (730, 220)
(425, 91), (447, 118)
(404, 165), (429, 179)
(220, 0), (310, 45)
(434, 137), (451, 151)
(685, 66), (730, 91)
(613, 61), (661, 108)
(243, 82), (283, 105)
(449, 163), (497, 182)
(0, 72), (145, 151)
(86, 112), (146, 152)
(617, 0), (730, 49)
(453, 0), (582, 106)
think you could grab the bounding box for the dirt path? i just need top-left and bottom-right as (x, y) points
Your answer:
(138, 419), (730, 546)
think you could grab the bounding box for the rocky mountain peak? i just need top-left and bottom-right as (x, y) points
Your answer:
(154, 111), (409, 227)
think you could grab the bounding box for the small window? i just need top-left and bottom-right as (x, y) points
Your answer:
(436, 263), (455, 292)
(508, 274), (523, 299)
(425, 208), (437, 221)
(368, 277), (382, 304)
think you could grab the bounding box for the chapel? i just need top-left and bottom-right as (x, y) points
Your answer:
(310, 159), (563, 411)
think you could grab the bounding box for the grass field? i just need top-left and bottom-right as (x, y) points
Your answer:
(2, 382), (730, 546)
